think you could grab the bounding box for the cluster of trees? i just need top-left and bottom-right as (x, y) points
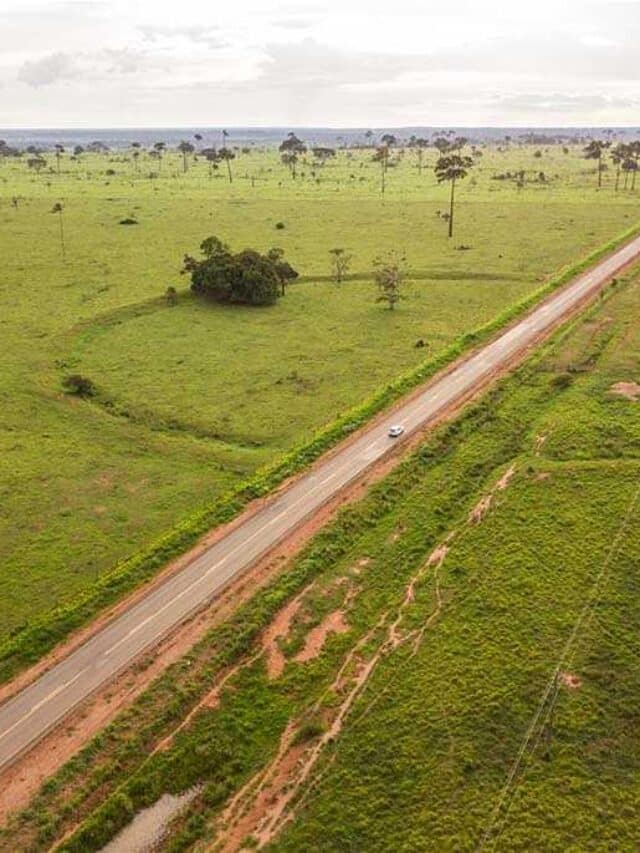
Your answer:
(584, 140), (639, 189)
(182, 235), (407, 313)
(182, 237), (298, 306)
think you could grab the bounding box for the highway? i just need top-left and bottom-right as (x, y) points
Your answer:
(1, 234), (639, 773)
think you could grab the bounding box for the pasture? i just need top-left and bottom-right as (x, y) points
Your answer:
(0, 139), (638, 647)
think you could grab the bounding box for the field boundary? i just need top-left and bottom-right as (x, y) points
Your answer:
(1, 221), (639, 683)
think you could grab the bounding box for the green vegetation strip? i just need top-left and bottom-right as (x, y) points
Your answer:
(0, 223), (638, 684)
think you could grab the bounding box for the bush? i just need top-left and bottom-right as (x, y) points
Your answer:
(182, 236), (297, 306)
(62, 374), (96, 397)
(293, 719), (326, 744)
(550, 372), (573, 390)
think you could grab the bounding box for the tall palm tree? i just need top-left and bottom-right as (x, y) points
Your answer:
(410, 137), (429, 174)
(583, 139), (610, 188)
(51, 202), (66, 260)
(153, 141), (166, 173)
(610, 143), (628, 191)
(434, 153), (474, 238)
(54, 144), (64, 174)
(372, 145), (390, 193)
(218, 147), (235, 183)
(177, 140), (195, 174)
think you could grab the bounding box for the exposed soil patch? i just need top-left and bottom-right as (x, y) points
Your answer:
(389, 524), (406, 543)
(351, 557), (371, 575)
(535, 472), (551, 482)
(468, 465), (516, 525)
(294, 611), (349, 664)
(262, 587), (311, 679)
(534, 433), (548, 455)
(610, 381), (640, 401)
(212, 527), (455, 851)
(560, 671), (583, 690)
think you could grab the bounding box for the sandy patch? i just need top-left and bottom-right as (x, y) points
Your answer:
(351, 557), (371, 575)
(469, 465), (516, 524)
(211, 525), (455, 851)
(293, 611), (349, 664)
(560, 671), (583, 690)
(534, 433), (548, 454)
(388, 525), (406, 543)
(610, 381), (640, 401)
(262, 587), (311, 680)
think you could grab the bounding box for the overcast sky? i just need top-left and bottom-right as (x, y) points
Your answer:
(1, 0), (639, 128)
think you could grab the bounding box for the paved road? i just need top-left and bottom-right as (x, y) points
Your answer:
(1, 236), (639, 773)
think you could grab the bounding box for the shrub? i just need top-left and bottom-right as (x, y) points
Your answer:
(550, 372), (573, 390)
(62, 374), (96, 397)
(293, 719), (326, 744)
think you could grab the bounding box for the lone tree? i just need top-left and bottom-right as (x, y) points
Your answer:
(329, 248), (352, 283)
(409, 136), (429, 174)
(311, 146), (336, 164)
(434, 153), (474, 238)
(153, 141), (166, 172)
(27, 156), (46, 173)
(201, 147), (220, 177)
(281, 150), (299, 178)
(182, 236), (297, 306)
(372, 145), (390, 193)
(279, 132), (307, 155)
(218, 147), (235, 183)
(373, 252), (406, 310)
(177, 140), (195, 173)
(611, 142), (627, 191)
(51, 202), (66, 260)
(583, 139), (610, 188)
(54, 144), (64, 174)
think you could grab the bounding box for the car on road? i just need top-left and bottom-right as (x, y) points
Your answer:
(388, 425), (405, 438)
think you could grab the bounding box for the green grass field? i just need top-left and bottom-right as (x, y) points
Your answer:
(1, 142), (638, 650)
(6, 262), (640, 852)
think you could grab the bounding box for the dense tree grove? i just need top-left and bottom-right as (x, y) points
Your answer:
(182, 237), (298, 306)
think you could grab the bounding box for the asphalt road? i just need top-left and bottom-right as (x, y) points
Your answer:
(1, 235), (639, 773)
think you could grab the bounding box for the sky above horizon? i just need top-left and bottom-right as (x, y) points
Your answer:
(1, 0), (639, 128)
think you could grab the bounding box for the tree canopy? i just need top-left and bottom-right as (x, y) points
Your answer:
(182, 237), (298, 306)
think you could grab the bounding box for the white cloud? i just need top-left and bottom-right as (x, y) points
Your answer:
(17, 52), (77, 87)
(1, 0), (640, 125)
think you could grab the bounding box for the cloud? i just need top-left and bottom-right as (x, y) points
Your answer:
(103, 48), (147, 74)
(138, 24), (227, 50)
(17, 52), (77, 87)
(273, 18), (313, 30)
(495, 92), (639, 114)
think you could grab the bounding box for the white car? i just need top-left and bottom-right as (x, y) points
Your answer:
(388, 425), (405, 438)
